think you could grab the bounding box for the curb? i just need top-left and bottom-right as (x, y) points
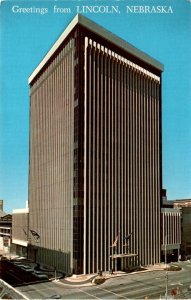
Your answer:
(52, 267), (167, 287)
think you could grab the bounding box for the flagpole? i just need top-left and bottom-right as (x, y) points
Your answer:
(110, 233), (119, 272)
(165, 235), (168, 299)
(112, 245), (114, 271)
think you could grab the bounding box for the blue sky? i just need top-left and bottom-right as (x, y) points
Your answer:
(0, 0), (191, 213)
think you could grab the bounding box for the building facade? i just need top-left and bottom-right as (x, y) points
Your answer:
(171, 199), (191, 259)
(28, 15), (163, 274)
(161, 207), (181, 262)
(0, 200), (12, 254)
(12, 206), (29, 257)
(0, 215), (12, 254)
(181, 206), (191, 258)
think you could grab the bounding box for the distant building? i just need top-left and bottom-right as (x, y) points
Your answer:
(161, 207), (181, 261)
(161, 189), (172, 208)
(12, 205), (29, 257)
(0, 200), (6, 218)
(173, 199), (191, 208)
(28, 14), (163, 274)
(0, 200), (12, 254)
(170, 199), (191, 258)
(161, 193), (191, 261)
(181, 206), (191, 258)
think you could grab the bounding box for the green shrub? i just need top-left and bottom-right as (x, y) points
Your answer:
(92, 277), (106, 285)
(167, 265), (181, 271)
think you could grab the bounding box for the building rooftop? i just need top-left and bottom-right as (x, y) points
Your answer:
(0, 210), (6, 218)
(172, 199), (191, 207)
(0, 200), (7, 218)
(29, 14), (163, 84)
(172, 199), (191, 202)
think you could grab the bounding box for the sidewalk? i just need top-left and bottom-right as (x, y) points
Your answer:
(146, 263), (167, 271)
(0, 252), (19, 259)
(59, 274), (96, 286)
(57, 263), (167, 286)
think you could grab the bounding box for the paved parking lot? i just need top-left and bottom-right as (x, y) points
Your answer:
(0, 258), (64, 287)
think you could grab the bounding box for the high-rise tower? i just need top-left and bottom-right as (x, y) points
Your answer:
(28, 14), (163, 274)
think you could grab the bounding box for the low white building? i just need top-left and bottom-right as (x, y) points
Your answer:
(0, 200), (12, 254)
(12, 203), (29, 257)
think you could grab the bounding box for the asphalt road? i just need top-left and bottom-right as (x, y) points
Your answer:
(16, 261), (191, 299)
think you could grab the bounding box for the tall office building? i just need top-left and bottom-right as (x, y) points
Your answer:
(28, 14), (163, 274)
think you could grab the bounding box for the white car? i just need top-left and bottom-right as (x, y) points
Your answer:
(15, 256), (27, 260)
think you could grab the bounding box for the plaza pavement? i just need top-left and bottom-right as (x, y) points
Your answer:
(59, 263), (167, 287)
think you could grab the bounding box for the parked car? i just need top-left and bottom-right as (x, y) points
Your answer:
(15, 256), (26, 261)
(17, 264), (34, 272)
(13, 261), (23, 266)
(32, 271), (48, 280)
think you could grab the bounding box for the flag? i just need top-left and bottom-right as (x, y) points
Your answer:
(112, 235), (118, 247)
(30, 229), (40, 240)
(124, 232), (132, 241)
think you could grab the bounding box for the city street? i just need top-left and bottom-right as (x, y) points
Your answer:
(16, 262), (191, 299)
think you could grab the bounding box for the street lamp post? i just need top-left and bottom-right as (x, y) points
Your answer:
(54, 266), (57, 282)
(165, 235), (168, 299)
